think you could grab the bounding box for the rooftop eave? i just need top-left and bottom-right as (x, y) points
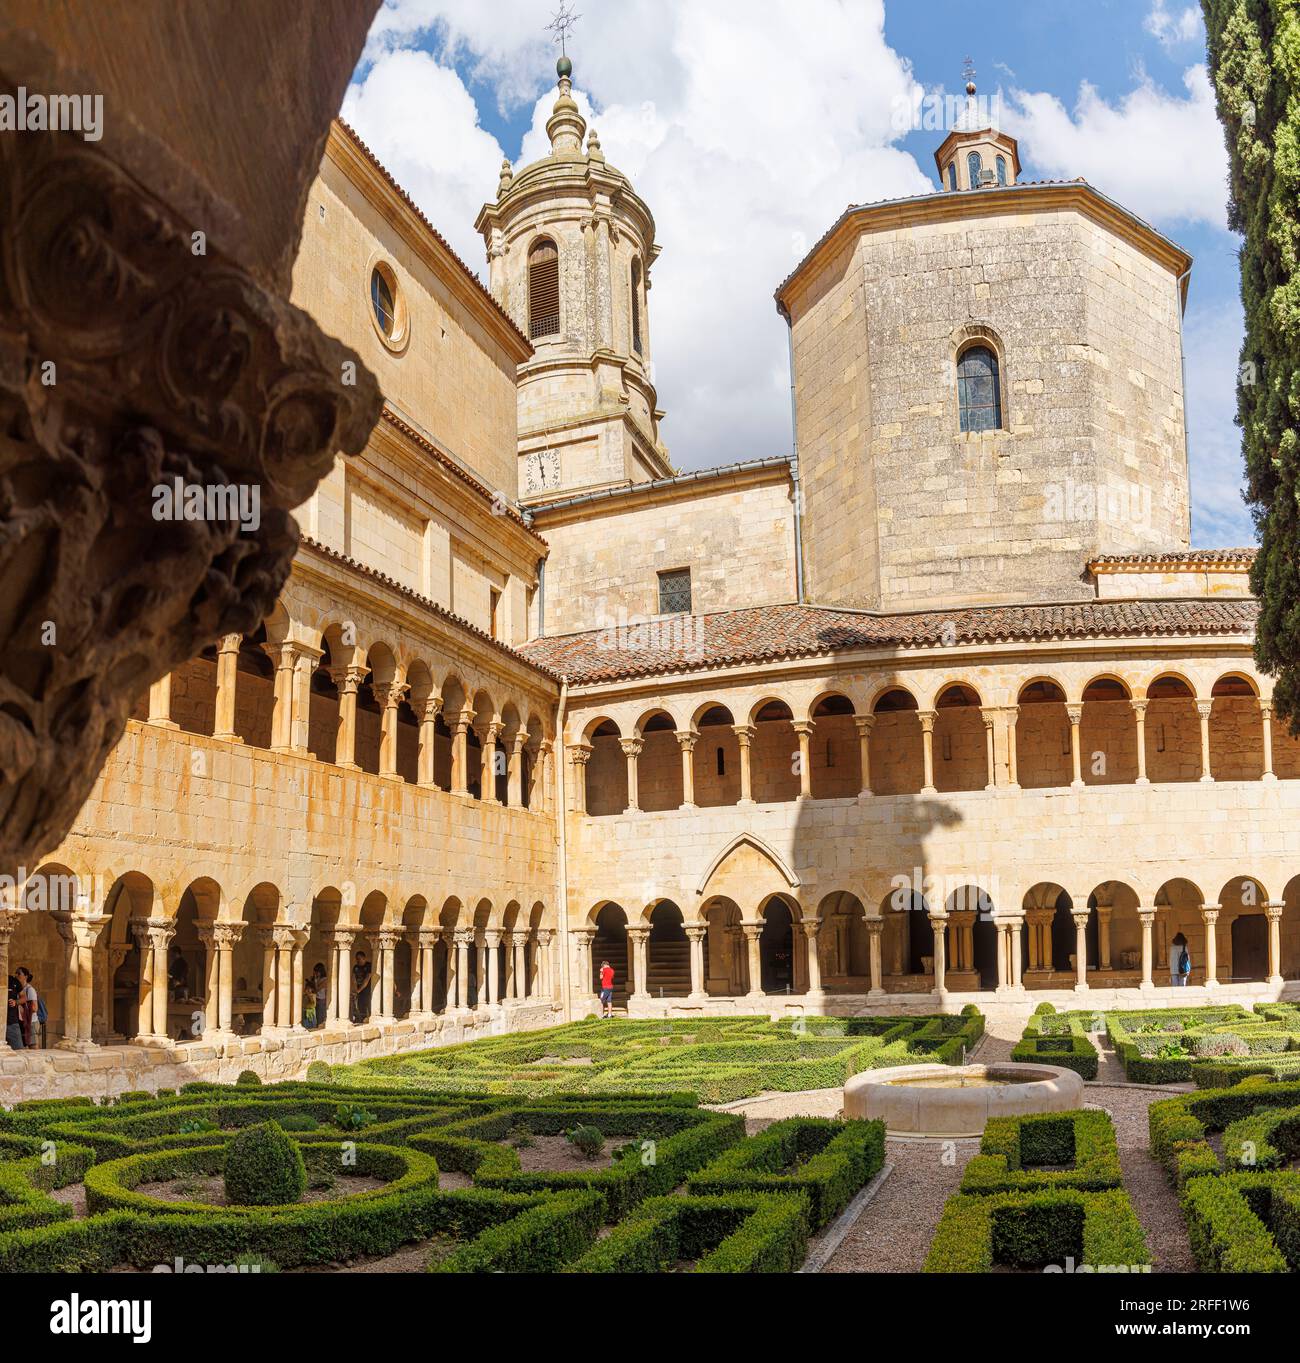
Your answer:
(775, 181), (1194, 317)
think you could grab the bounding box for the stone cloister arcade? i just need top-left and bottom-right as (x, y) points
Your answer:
(135, 591), (558, 815)
(569, 665), (1298, 818)
(572, 872), (1300, 1008)
(1, 864), (560, 1050)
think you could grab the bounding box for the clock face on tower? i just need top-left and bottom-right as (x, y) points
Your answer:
(525, 448), (560, 493)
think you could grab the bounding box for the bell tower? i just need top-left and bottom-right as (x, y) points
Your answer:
(476, 52), (672, 505)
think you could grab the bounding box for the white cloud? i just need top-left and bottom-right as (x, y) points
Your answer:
(1006, 64), (1229, 228)
(344, 0), (932, 476)
(1144, 0), (1203, 51)
(1183, 300), (1256, 546)
(342, 0), (1247, 546)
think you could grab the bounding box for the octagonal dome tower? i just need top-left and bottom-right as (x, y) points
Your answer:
(476, 58), (672, 504)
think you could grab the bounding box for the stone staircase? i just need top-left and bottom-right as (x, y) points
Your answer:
(646, 937), (692, 999)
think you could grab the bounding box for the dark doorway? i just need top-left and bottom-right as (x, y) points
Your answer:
(1230, 914), (1268, 982)
(973, 915), (999, 990)
(760, 900), (795, 993)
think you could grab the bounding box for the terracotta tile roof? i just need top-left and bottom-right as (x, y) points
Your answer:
(1090, 548), (1257, 568)
(518, 598), (1259, 686)
(334, 120), (531, 353)
(297, 536), (561, 683)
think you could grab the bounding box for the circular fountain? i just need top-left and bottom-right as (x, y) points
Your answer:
(843, 1062), (1085, 1138)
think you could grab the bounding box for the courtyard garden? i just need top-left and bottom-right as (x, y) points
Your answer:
(1, 1001), (1298, 1273)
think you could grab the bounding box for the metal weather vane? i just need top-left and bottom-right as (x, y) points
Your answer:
(546, 2), (581, 58)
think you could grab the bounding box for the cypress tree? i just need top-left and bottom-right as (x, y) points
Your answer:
(1201, 1), (1300, 725)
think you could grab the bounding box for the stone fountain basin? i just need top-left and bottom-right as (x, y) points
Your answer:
(843, 1062), (1085, 1138)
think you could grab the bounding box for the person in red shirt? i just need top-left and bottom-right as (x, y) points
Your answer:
(598, 960), (615, 1018)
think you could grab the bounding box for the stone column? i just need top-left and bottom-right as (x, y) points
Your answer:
(979, 709), (997, 789)
(417, 695), (443, 788)
(917, 711), (937, 794)
(569, 743), (592, 814)
(406, 929), (424, 1014)
(626, 926), (649, 1001)
(685, 924), (707, 1001)
(572, 926), (596, 1004)
(258, 925), (278, 1028)
(1196, 700), (1214, 782)
(130, 919), (172, 1041)
(854, 715), (874, 796)
(1265, 901), (1285, 985)
(1138, 909), (1156, 989)
(535, 929), (554, 998)
(55, 915), (106, 1049)
(800, 917), (823, 996)
(1096, 906), (1113, 971)
(733, 725), (756, 804)
(948, 910), (977, 973)
(507, 732), (526, 807)
(196, 922), (240, 1037)
(332, 665), (365, 769)
(322, 927), (356, 1026)
(1006, 705), (1020, 787)
(741, 922), (764, 998)
(514, 934), (528, 999)
(455, 930), (474, 1010)
(928, 914), (947, 994)
(451, 710), (474, 796)
(476, 931), (492, 1009)
(1260, 699), (1276, 781)
(442, 931), (459, 1009)
(536, 740), (554, 813)
(374, 928), (401, 1021)
(374, 682), (408, 780)
(147, 674), (178, 729)
(1131, 700), (1149, 784)
(1066, 703), (1084, 787)
(1072, 912), (1090, 990)
(995, 922), (1009, 991)
(792, 721), (815, 798)
(480, 721), (503, 804)
(503, 932), (518, 1000)
(1010, 918), (1023, 989)
(866, 917), (885, 996)
(212, 633), (244, 742)
(0, 914), (16, 1022)
(271, 927), (297, 1031)
(675, 730), (698, 808)
(620, 738), (643, 813)
(291, 929), (308, 1029)
(1201, 905), (1220, 987)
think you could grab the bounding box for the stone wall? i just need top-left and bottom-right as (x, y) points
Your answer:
(535, 473), (796, 635)
(788, 198), (1191, 612)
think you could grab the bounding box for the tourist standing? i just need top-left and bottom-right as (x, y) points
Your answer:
(313, 962), (329, 1028)
(352, 951), (373, 1022)
(1171, 932), (1191, 987)
(599, 959), (615, 1018)
(15, 967), (38, 1047)
(5, 976), (23, 1049)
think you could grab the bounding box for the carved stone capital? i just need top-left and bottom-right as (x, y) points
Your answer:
(0, 105), (381, 874)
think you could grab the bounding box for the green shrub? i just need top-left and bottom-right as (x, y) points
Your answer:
(304, 1062), (331, 1085)
(566, 1125), (605, 1161)
(1181, 1172), (1300, 1272)
(276, 1114), (319, 1133)
(223, 1122), (306, 1207)
(335, 1104), (377, 1131)
(235, 1071), (261, 1088)
(1033, 1002), (1056, 1016)
(962, 1111), (1122, 1195)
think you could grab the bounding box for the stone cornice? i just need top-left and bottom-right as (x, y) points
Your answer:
(775, 181), (1195, 318)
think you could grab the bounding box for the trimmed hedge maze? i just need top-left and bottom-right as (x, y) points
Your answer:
(926, 1109), (1151, 1273)
(1149, 1079), (1300, 1271)
(0, 1080), (885, 1274)
(340, 1009), (986, 1104)
(1011, 1003), (1300, 1085)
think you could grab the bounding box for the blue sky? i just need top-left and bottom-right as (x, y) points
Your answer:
(347, 0), (1252, 547)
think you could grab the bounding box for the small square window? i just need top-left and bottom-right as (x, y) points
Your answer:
(658, 568), (691, 615)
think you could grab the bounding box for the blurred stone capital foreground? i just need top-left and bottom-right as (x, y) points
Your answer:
(0, 6), (382, 876)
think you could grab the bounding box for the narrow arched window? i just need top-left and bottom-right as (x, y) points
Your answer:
(957, 345), (1002, 432)
(967, 151), (982, 188)
(528, 238), (560, 340)
(996, 154), (1007, 186)
(630, 257), (643, 355)
(947, 162), (957, 192)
